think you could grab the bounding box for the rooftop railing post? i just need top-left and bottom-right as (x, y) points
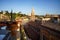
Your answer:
(11, 10), (13, 22)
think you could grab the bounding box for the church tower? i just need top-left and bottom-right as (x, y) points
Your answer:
(30, 8), (35, 21)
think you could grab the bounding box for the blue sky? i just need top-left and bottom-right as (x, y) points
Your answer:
(0, 0), (60, 15)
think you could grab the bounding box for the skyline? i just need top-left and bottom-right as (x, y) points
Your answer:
(0, 0), (60, 15)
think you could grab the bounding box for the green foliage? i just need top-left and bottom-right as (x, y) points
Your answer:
(0, 11), (28, 21)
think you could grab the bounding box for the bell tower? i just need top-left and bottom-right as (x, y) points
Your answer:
(30, 8), (35, 21)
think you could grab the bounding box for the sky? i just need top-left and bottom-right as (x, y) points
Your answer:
(0, 0), (60, 15)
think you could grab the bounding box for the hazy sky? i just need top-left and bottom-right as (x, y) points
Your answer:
(0, 0), (60, 15)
